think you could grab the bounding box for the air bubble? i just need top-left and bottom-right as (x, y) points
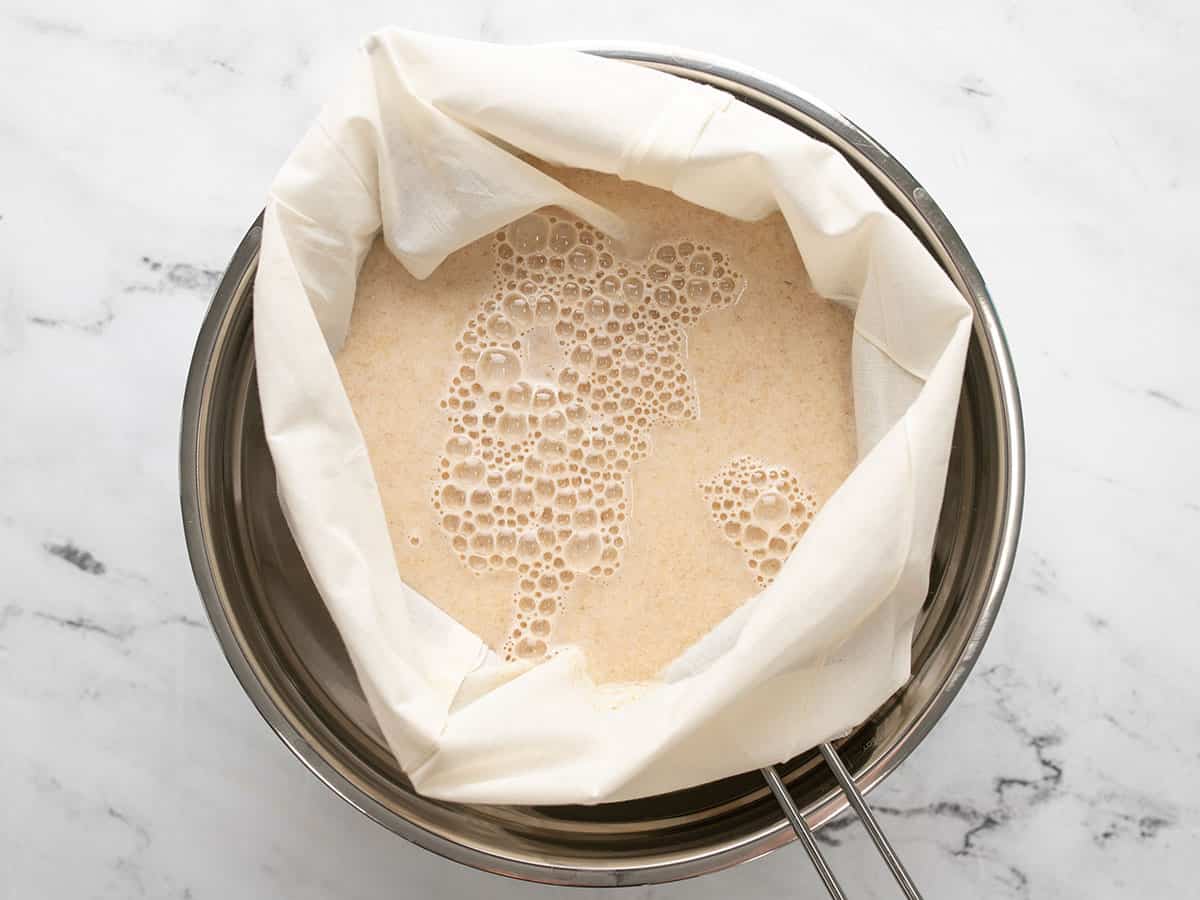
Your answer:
(564, 531), (603, 570)
(493, 531), (515, 554)
(497, 411), (528, 440)
(516, 531), (540, 560)
(485, 312), (515, 339)
(569, 345), (594, 369)
(479, 349), (521, 389)
(550, 222), (577, 253)
(647, 262), (670, 282)
(536, 437), (566, 461)
(586, 296), (611, 321)
(502, 293), (534, 328)
(535, 295), (558, 323)
(568, 246), (596, 272)
(742, 525), (768, 546)
(516, 637), (547, 658)
(511, 214), (549, 253)
(451, 457), (485, 484)
(598, 276), (620, 298)
(753, 491), (789, 524)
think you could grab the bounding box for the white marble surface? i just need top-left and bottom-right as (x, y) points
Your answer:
(2, 1), (1197, 897)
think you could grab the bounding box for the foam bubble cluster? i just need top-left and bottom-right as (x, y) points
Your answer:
(699, 456), (817, 588)
(430, 212), (746, 660)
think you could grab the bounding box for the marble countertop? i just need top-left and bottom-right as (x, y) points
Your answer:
(3, 1), (1197, 897)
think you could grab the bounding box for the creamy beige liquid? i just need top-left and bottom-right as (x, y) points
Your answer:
(337, 166), (856, 684)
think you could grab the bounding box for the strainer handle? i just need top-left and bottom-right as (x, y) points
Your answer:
(761, 742), (924, 899)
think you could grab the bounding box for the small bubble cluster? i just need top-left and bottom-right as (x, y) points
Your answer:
(430, 212), (746, 661)
(699, 456), (817, 589)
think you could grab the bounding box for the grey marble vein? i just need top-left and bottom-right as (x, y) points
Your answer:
(44, 540), (107, 574)
(32, 611), (133, 640)
(128, 257), (222, 294)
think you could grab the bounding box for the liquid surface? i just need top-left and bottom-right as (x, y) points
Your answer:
(337, 166), (856, 683)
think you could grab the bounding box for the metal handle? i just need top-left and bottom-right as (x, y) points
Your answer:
(762, 742), (924, 899)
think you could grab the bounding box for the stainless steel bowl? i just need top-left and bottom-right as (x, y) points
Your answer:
(180, 49), (1023, 887)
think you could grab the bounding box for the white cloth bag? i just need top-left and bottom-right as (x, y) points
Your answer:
(253, 30), (972, 804)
